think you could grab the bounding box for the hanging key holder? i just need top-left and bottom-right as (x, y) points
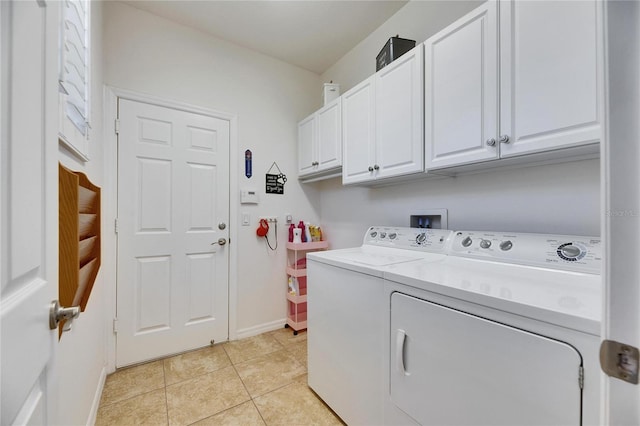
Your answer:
(265, 162), (287, 195)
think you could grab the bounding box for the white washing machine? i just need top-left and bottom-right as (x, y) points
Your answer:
(384, 231), (602, 426)
(307, 227), (453, 426)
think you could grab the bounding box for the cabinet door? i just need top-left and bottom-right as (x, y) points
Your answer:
(297, 113), (316, 176)
(342, 77), (376, 184)
(316, 98), (342, 172)
(424, 1), (499, 170)
(499, 0), (602, 157)
(376, 46), (424, 179)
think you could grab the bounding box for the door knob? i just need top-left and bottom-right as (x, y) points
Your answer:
(218, 222), (226, 230)
(49, 300), (80, 331)
(499, 134), (510, 144)
(368, 166), (374, 172)
(211, 238), (227, 246)
(486, 138), (497, 147)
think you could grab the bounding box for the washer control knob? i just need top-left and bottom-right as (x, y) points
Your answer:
(461, 236), (473, 247)
(499, 240), (513, 251)
(380, 232), (387, 239)
(560, 245), (581, 259)
(480, 239), (492, 249)
(389, 233), (397, 240)
(416, 233), (427, 244)
(370, 231), (378, 238)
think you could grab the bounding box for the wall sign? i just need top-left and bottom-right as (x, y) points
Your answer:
(245, 149), (252, 178)
(265, 162), (286, 195)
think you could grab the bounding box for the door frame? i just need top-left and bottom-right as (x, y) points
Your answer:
(103, 86), (239, 372)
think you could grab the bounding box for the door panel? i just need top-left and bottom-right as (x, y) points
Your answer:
(376, 46), (423, 178)
(425, 1), (498, 170)
(1, 1), (57, 424)
(390, 292), (582, 426)
(117, 99), (230, 366)
(342, 77), (376, 184)
(500, 0), (601, 157)
(316, 99), (341, 170)
(297, 114), (315, 176)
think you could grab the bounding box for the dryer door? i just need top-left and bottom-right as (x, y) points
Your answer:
(390, 292), (582, 426)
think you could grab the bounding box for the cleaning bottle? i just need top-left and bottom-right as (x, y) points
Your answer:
(288, 223), (295, 242)
(298, 221), (307, 243)
(304, 221), (312, 243)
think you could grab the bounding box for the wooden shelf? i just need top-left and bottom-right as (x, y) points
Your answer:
(59, 164), (101, 337)
(286, 241), (329, 250)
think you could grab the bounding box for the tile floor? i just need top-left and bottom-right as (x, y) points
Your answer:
(96, 328), (344, 426)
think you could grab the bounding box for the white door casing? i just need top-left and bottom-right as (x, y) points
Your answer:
(116, 98), (230, 367)
(602, 1), (640, 423)
(1, 0), (59, 424)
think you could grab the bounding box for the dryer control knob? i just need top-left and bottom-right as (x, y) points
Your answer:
(480, 239), (492, 249)
(416, 233), (427, 244)
(560, 245), (581, 258)
(370, 231), (378, 238)
(389, 233), (397, 240)
(380, 232), (387, 239)
(499, 240), (513, 251)
(461, 236), (473, 247)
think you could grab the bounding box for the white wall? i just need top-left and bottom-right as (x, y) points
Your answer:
(56, 2), (108, 425)
(322, 0), (483, 93)
(102, 2), (322, 336)
(315, 0), (601, 249)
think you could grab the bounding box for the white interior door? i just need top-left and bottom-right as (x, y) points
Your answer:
(1, 0), (58, 424)
(116, 98), (230, 367)
(602, 1), (640, 423)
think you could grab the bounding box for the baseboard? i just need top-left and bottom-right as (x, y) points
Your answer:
(86, 365), (108, 425)
(235, 318), (286, 340)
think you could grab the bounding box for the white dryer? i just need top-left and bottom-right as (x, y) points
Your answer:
(307, 227), (453, 426)
(384, 231), (602, 426)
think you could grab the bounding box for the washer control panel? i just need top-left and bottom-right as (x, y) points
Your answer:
(450, 231), (602, 273)
(364, 227), (453, 253)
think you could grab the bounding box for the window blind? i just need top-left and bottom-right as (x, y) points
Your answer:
(60, 0), (89, 136)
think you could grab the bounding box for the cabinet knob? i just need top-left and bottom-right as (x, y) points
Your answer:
(368, 166), (374, 172)
(499, 135), (510, 144)
(373, 164), (380, 171)
(486, 138), (497, 147)
(311, 161), (319, 166)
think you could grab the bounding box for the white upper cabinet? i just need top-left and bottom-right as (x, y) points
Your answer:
(298, 97), (342, 181)
(375, 46), (424, 180)
(342, 76), (376, 185)
(425, 0), (602, 171)
(499, 0), (602, 157)
(425, 1), (498, 170)
(343, 46), (424, 185)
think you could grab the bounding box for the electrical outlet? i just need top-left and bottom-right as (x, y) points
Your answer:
(260, 216), (278, 224)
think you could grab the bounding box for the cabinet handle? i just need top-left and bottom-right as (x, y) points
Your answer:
(395, 329), (408, 375)
(499, 135), (510, 144)
(486, 138), (497, 147)
(311, 161), (319, 166)
(373, 164), (380, 171)
(368, 166), (374, 172)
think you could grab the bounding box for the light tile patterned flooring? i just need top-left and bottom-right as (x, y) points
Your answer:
(96, 328), (344, 426)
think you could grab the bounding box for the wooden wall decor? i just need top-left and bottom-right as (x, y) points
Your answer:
(59, 164), (101, 336)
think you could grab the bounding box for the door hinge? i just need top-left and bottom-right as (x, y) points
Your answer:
(114, 218), (119, 234)
(600, 339), (639, 385)
(578, 366), (584, 389)
(112, 318), (119, 334)
(114, 119), (120, 135)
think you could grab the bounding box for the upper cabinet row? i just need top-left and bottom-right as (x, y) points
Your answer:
(298, 0), (603, 184)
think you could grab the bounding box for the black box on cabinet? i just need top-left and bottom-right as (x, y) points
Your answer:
(376, 36), (416, 71)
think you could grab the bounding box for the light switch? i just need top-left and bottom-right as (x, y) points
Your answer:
(242, 213), (250, 226)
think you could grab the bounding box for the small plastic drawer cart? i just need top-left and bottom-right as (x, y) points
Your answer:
(285, 240), (329, 335)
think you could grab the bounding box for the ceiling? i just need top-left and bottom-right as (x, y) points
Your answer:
(121, 0), (409, 74)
